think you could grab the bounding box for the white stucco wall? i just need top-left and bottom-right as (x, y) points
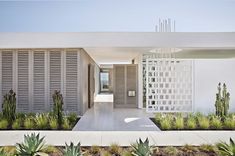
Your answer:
(194, 59), (235, 114)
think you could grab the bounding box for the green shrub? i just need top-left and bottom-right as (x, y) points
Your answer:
(64, 142), (82, 156)
(0, 148), (6, 156)
(16, 133), (46, 156)
(122, 150), (132, 156)
(16, 113), (25, 120)
(52, 90), (64, 129)
(0, 119), (8, 129)
(199, 144), (216, 153)
(109, 143), (122, 155)
(210, 116), (222, 129)
(0, 146), (17, 156)
(186, 117), (197, 129)
(41, 146), (62, 155)
(62, 118), (71, 130)
(35, 113), (48, 129)
(223, 118), (235, 129)
(198, 117), (210, 129)
(49, 117), (58, 130)
(12, 119), (22, 129)
(160, 115), (172, 130)
(181, 144), (198, 155)
(89, 145), (100, 155)
(174, 116), (184, 130)
(67, 113), (78, 126)
(101, 151), (111, 156)
(163, 146), (179, 156)
(24, 118), (35, 129)
(2, 89), (16, 125)
(154, 113), (162, 124)
(216, 138), (235, 156)
(131, 138), (152, 156)
(195, 112), (203, 120)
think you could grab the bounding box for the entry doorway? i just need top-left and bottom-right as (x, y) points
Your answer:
(100, 68), (113, 93)
(100, 72), (109, 92)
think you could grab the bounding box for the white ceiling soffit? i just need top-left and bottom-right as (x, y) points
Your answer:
(0, 32), (235, 49)
(84, 47), (235, 64)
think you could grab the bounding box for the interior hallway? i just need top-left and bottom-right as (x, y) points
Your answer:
(73, 94), (160, 131)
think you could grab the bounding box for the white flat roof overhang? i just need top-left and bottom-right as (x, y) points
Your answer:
(0, 32), (235, 49)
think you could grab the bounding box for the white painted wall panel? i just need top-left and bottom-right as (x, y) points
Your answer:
(194, 59), (235, 114)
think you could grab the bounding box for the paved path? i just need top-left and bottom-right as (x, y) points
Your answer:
(73, 94), (159, 131)
(0, 131), (234, 146)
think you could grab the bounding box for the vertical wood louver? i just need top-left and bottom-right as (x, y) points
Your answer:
(0, 51), (2, 112)
(65, 51), (78, 112)
(49, 51), (61, 110)
(33, 51), (45, 112)
(114, 65), (125, 106)
(17, 51), (29, 112)
(0, 48), (92, 115)
(2, 51), (13, 96)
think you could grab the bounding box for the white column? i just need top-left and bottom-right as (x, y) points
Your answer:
(61, 50), (66, 110)
(12, 50), (18, 110)
(0, 50), (2, 112)
(28, 51), (34, 112)
(138, 54), (143, 108)
(77, 49), (83, 115)
(44, 50), (50, 111)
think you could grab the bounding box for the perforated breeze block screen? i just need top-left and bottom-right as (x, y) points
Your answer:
(146, 59), (193, 112)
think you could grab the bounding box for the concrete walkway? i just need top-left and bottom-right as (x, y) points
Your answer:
(73, 94), (159, 131)
(0, 131), (234, 146)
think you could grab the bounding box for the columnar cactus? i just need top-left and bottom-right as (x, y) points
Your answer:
(2, 89), (16, 125)
(52, 90), (64, 128)
(215, 83), (230, 117)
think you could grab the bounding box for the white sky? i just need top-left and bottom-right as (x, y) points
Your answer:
(0, 0), (235, 32)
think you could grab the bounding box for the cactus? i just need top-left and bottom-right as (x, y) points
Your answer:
(2, 89), (16, 125)
(52, 90), (64, 129)
(215, 83), (230, 117)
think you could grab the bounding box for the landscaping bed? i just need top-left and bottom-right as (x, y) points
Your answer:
(151, 113), (235, 131)
(0, 145), (220, 156)
(0, 90), (79, 130)
(1, 133), (230, 156)
(0, 112), (79, 130)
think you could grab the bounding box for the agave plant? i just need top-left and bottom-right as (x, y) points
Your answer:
(216, 138), (235, 156)
(16, 133), (47, 156)
(131, 138), (152, 156)
(64, 142), (82, 156)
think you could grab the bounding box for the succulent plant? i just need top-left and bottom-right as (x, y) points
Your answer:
(16, 133), (47, 156)
(216, 138), (235, 156)
(2, 89), (16, 125)
(215, 83), (230, 117)
(131, 138), (152, 156)
(64, 142), (82, 156)
(52, 90), (64, 129)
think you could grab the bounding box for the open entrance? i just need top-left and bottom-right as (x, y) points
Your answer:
(100, 68), (113, 93)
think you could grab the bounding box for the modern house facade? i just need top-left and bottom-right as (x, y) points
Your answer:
(0, 32), (235, 115)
